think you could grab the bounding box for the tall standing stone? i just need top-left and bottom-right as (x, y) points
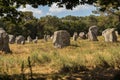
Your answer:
(79, 32), (86, 39)
(88, 26), (98, 41)
(47, 35), (51, 39)
(115, 31), (119, 37)
(27, 36), (32, 43)
(102, 28), (117, 42)
(53, 30), (70, 48)
(73, 32), (78, 41)
(33, 36), (38, 43)
(16, 35), (25, 44)
(50, 35), (54, 40)
(9, 35), (15, 44)
(0, 28), (11, 53)
(44, 34), (48, 42)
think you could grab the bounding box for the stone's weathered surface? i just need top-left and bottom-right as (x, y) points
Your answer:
(33, 36), (38, 43)
(73, 32), (78, 41)
(47, 35), (51, 39)
(102, 28), (117, 42)
(36, 36), (38, 40)
(9, 35), (15, 44)
(88, 26), (98, 41)
(44, 34), (48, 42)
(50, 35), (54, 40)
(44, 35), (51, 41)
(16, 35), (25, 44)
(0, 28), (11, 53)
(53, 30), (70, 48)
(115, 31), (119, 37)
(33, 39), (37, 43)
(85, 33), (88, 39)
(27, 36), (32, 43)
(79, 32), (86, 39)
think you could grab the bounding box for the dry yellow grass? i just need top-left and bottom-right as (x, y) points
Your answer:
(0, 36), (120, 79)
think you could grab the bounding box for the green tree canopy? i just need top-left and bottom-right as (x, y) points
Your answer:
(0, 0), (119, 22)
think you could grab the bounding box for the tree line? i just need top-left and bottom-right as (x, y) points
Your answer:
(0, 11), (120, 39)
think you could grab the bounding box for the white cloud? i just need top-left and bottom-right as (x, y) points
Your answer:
(17, 5), (42, 17)
(48, 3), (66, 13)
(47, 3), (66, 14)
(47, 3), (95, 15)
(17, 4), (96, 18)
(73, 4), (94, 11)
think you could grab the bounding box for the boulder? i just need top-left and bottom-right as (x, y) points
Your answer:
(9, 35), (15, 44)
(0, 28), (11, 53)
(102, 28), (117, 42)
(115, 31), (119, 37)
(32, 36), (38, 43)
(53, 30), (70, 48)
(73, 32), (78, 41)
(47, 35), (51, 39)
(79, 32), (86, 39)
(16, 35), (25, 44)
(88, 26), (98, 41)
(44, 34), (48, 42)
(27, 36), (32, 43)
(50, 35), (54, 40)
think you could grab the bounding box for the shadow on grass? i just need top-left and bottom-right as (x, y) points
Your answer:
(70, 44), (80, 47)
(0, 68), (120, 80)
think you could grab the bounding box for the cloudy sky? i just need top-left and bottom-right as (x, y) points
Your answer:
(18, 3), (97, 18)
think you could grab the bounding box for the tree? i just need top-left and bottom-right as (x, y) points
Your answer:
(21, 11), (35, 22)
(93, 0), (120, 22)
(1, 0), (119, 22)
(61, 18), (88, 36)
(22, 20), (37, 38)
(40, 15), (63, 35)
(62, 15), (79, 21)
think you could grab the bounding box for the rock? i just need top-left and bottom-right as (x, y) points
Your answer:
(32, 36), (38, 43)
(50, 35), (54, 40)
(44, 34), (48, 42)
(79, 32), (86, 39)
(47, 35), (51, 39)
(27, 36), (32, 43)
(16, 35), (25, 44)
(115, 31), (119, 37)
(53, 30), (70, 48)
(102, 28), (117, 42)
(0, 28), (11, 53)
(9, 35), (15, 44)
(33, 39), (37, 43)
(73, 32), (78, 41)
(88, 26), (98, 41)
(44, 35), (51, 42)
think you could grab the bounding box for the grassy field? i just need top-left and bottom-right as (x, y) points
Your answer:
(0, 36), (120, 80)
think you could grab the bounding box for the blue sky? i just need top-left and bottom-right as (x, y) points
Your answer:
(18, 3), (97, 18)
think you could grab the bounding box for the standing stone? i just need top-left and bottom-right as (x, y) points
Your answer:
(115, 31), (119, 37)
(73, 32), (78, 41)
(16, 35), (25, 44)
(50, 35), (54, 40)
(53, 30), (70, 48)
(88, 26), (98, 41)
(85, 33), (88, 39)
(102, 28), (117, 42)
(0, 28), (11, 53)
(44, 34), (48, 42)
(27, 36), (32, 43)
(79, 32), (86, 39)
(47, 35), (51, 39)
(9, 35), (15, 44)
(33, 36), (38, 43)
